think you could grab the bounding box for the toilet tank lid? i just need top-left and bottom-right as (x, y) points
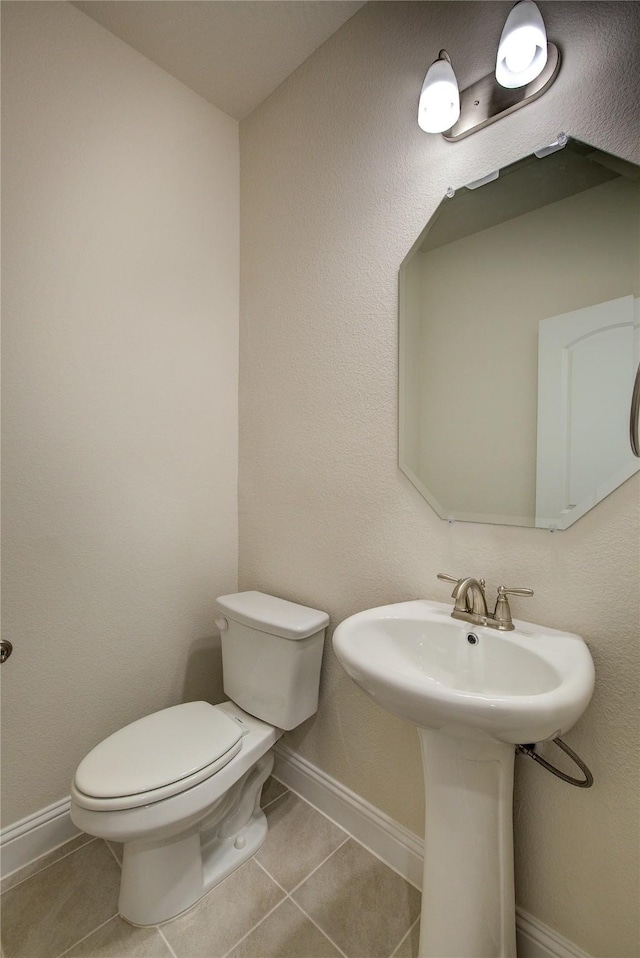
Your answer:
(216, 591), (329, 640)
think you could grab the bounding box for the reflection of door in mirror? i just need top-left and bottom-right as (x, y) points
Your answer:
(399, 137), (640, 529)
(536, 296), (639, 529)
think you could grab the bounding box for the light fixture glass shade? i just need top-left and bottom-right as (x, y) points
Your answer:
(495, 0), (548, 89)
(418, 54), (460, 134)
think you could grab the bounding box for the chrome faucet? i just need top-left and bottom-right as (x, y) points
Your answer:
(437, 574), (533, 631)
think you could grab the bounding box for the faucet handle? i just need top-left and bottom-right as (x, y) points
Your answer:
(437, 573), (463, 598)
(492, 586), (534, 631)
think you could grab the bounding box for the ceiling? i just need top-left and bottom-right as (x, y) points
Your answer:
(71, 1), (366, 120)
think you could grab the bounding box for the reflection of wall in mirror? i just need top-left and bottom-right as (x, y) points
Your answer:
(415, 176), (640, 523)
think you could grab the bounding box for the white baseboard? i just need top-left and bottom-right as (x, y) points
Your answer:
(273, 743), (591, 958)
(514, 910), (591, 958)
(1, 752), (591, 958)
(1, 797), (80, 880)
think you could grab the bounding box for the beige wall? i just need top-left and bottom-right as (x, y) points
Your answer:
(1, 2), (239, 826)
(240, 3), (639, 956)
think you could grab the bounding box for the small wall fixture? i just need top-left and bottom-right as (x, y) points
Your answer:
(417, 1), (561, 141)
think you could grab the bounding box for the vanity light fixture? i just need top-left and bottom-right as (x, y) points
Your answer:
(417, 50), (460, 134)
(418, 0), (560, 141)
(496, 0), (548, 88)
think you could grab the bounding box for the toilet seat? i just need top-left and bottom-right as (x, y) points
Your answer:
(70, 702), (280, 849)
(72, 702), (243, 811)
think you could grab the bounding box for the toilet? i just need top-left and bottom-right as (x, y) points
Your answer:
(70, 591), (329, 926)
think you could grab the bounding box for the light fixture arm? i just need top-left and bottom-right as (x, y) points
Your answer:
(442, 42), (561, 142)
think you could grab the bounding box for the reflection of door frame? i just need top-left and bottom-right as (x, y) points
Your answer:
(535, 295), (640, 529)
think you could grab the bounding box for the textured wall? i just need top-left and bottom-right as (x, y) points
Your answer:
(1, 2), (239, 826)
(239, 3), (640, 955)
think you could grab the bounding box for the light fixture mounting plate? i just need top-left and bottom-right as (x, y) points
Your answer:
(443, 42), (561, 141)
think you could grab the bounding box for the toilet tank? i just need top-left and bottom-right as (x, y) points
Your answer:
(216, 591), (329, 730)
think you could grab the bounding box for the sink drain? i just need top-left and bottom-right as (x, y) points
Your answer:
(466, 633), (479, 645)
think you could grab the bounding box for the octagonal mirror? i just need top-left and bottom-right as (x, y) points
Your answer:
(399, 136), (640, 529)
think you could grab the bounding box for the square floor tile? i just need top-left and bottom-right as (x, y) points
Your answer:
(161, 859), (284, 958)
(64, 917), (172, 958)
(226, 899), (342, 958)
(1, 840), (121, 958)
(255, 792), (347, 891)
(292, 839), (421, 958)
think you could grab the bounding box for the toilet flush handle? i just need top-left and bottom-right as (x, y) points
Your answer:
(215, 617), (229, 632)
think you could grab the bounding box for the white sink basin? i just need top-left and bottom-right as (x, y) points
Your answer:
(332, 599), (595, 744)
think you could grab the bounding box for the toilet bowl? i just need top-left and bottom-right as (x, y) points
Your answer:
(70, 592), (328, 926)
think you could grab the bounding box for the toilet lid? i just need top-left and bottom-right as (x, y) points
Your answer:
(74, 702), (243, 799)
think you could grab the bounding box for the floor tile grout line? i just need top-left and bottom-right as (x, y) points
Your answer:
(389, 914), (421, 958)
(52, 914), (118, 958)
(286, 833), (351, 897)
(219, 895), (289, 958)
(260, 787), (290, 811)
(219, 836), (352, 958)
(253, 834), (350, 895)
(252, 838), (354, 956)
(253, 857), (290, 896)
(215, 881), (349, 958)
(104, 839), (123, 869)
(287, 897), (350, 958)
(157, 925), (179, 958)
(256, 823), (417, 958)
(0, 836), (98, 896)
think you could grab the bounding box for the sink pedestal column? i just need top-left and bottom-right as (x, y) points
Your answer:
(417, 729), (516, 958)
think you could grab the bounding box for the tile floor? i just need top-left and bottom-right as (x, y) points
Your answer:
(1, 779), (421, 958)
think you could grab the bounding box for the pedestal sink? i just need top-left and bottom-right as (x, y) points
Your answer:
(332, 599), (595, 958)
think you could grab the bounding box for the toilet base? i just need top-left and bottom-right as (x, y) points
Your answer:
(119, 753), (274, 925)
